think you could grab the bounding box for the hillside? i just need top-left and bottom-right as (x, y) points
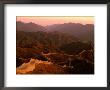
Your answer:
(59, 41), (94, 55)
(16, 21), (94, 74)
(16, 31), (78, 60)
(16, 21), (46, 32)
(17, 59), (66, 74)
(46, 23), (94, 41)
(16, 31), (78, 50)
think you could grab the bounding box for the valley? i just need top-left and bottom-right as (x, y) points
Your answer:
(16, 21), (94, 74)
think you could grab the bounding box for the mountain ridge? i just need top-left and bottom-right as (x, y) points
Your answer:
(16, 21), (47, 32)
(16, 21), (94, 41)
(45, 23), (94, 41)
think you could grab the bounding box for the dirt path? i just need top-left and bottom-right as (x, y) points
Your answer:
(43, 53), (74, 57)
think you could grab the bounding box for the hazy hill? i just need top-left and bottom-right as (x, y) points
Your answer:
(16, 21), (46, 32)
(16, 31), (78, 48)
(45, 23), (94, 41)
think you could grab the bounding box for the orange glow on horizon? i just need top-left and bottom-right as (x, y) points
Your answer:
(16, 16), (94, 26)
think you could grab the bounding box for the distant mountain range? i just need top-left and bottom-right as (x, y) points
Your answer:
(16, 21), (94, 41)
(45, 23), (94, 41)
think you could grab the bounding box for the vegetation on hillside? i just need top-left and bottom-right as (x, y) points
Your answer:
(16, 21), (94, 74)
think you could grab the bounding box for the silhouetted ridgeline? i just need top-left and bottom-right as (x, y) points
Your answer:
(17, 21), (46, 32)
(45, 23), (94, 41)
(17, 21), (94, 41)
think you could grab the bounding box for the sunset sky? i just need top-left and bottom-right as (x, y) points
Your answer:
(16, 16), (94, 26)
